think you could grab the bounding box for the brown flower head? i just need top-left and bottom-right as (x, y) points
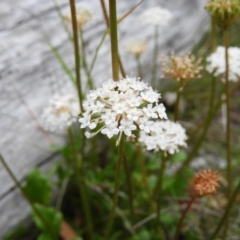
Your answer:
(193, 169), (221, 197)
(205, 0), (240, 29)
(125, 41), (147, 56)
(160, 52), (202, 81)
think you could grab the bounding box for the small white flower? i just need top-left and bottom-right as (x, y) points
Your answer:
(141, 6), (173, 27)
(143, 104), (158, 118)
(79, 113), (96, 129)
(156, 103), (168, 119)
(119, 119), (136, 136)
(141, 89), (160, 103)
(101, 121), (119, 138)
(139, 120), (187, 154)
(206, 46), (240, 82)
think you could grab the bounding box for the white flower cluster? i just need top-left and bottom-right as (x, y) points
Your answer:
(79, 77), (168, 143)
(141, 6), (173, 27)
(206, 46), (240, 82)
(139, 120), (187, 154)
(42, 94), (79, 131)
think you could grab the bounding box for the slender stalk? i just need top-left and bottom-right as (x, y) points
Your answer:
(224, 28), (232, 197)
(67, 128), (93, 239)
(123, 152), (135, 217)
(89, 30), (108, 74)
(135, 54), (143, 79)
(223, 27), (231, 240)
(79, 28), (94, 89)
(173, 194), (197, 240)
(155, 152), (167, 220)
(69, 0), (83, 112)
(105, 136), (125, 239)
(99, 0), (126, 78)
(209, 177), (240, 240)
(0, 153), (57, 239)
(109, 0), (119, 81)
(136, 142), (166, 240)
(174, 80), (183, 122)
(151, 26), (159, 89)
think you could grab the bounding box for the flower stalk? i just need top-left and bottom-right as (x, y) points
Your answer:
(109, 0), (119, 81)
(151, 26), (159, 88)
(67, 128), (93, 239)
(105, 136), (125, 239)
(69, 0), (83, 112)
(155, 152), (167, 221)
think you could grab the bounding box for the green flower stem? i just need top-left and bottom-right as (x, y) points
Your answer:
(105, 136), (125, 239)
(123, 152), (135, 218)
(0, 153), (57, 239)
(69, 0), (83, 112)
(224, 28), (232, 197)
(99, 0), (126, 78)
(151, 26), (159, 89)
(209, 177), (240, 240)
(223, 27), (231, 240)
(135, 54), (143, 79)
(136, 142), (166, 240)
(175, 81), (240, 176)
(89, 30), (108, 74)
(173, 194), (197, 240)
(109, 0), (119, 81)
(79, 28), (94, 89)
(155, 152), (167, 221)
(174, 80), (184, 122)
(67, 128), (93, 239)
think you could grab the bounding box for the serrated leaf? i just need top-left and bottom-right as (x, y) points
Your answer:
(32, 204), (63, 237)
(23, 169), (51, 205)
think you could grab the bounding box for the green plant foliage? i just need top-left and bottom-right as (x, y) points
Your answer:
(32, 204), (63, 238)
(23, 169), (52, 205)
(129, 230), (151, 240)
(37, 233), (53, 240)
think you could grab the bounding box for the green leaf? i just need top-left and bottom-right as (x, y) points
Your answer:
(32, 204), (63, 237)
(23, 169), (51, 205)
(37, 233), (53, 240)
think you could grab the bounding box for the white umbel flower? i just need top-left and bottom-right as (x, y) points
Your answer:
(42, 94), (79, 131)
(139, 120), (187, 154)
(141, 6), (173, 27)
(79, 76), (168, 143)
(206, 46), (240, 82)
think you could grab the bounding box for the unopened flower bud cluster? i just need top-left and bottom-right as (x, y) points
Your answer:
(205, 0), (240, 28)
(42, 94), (79, 131)
(141, 6), (173, 27)
(139, 120), (187, 154)
(161, 53), (203, 81)
(193, 169), (221, 196)
(79, 77), (168, 143)
(206, 46), (240, 82)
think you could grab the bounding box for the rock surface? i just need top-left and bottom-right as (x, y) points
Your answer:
(0, 0), (208, 236)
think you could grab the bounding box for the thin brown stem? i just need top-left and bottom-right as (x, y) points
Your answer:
(69, 0), (83, 112)
(173, 194), (197, 240)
